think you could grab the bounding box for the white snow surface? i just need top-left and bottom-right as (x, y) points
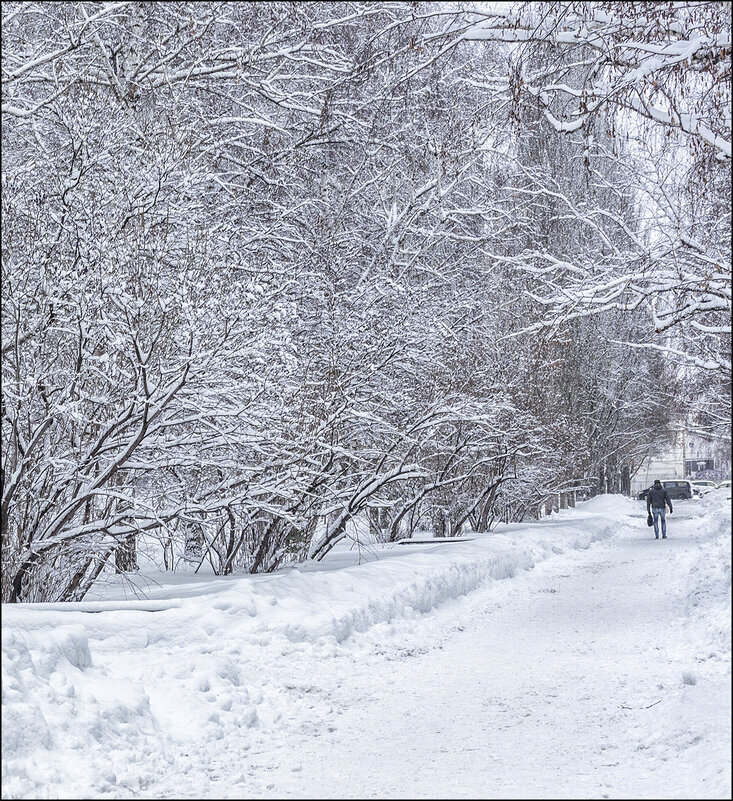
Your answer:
(2, 493), (731, 799)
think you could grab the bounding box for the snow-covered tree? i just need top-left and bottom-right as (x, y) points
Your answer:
(2, 1), (727, 601)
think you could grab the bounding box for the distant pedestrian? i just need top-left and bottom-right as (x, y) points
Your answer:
(646, 479), (673, 539)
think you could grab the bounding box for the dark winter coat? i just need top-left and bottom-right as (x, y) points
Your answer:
(646, 484), (673, 512)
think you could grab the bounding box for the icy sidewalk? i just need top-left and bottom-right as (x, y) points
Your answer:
(1, 493), (730, 799)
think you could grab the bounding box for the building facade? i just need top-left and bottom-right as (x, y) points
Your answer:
(629, 425), (731, 495)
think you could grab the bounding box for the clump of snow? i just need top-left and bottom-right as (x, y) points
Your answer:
(1, 623), (168, 798)
(681, 670), (699, 685)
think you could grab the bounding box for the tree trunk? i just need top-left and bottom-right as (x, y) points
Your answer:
(115, 534), (138, 573)
(184, 524), (204, 564)
(620, 465), (631, 495)
(431, 507), (446, 538)
(249, 518), (283, 573)
(71, 548), (114, 601)
(368, 507), (383, 541)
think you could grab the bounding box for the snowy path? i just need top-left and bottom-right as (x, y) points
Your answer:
(2, 495), (730, 799)
(191, 501), (729, 800)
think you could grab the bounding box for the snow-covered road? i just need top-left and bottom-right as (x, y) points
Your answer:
(2, 494), (730, 799)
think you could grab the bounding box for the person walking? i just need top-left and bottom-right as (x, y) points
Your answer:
(646, 479), (673, 539)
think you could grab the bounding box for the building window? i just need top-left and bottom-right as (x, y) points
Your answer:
(685, 458), (714, 476)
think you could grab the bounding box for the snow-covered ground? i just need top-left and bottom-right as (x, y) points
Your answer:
(2, 492), (730, 799)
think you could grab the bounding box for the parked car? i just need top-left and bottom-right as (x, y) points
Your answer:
(718, 479), (731, 489)
(637, 480), (701, 501)
(690, 480), (716, 494)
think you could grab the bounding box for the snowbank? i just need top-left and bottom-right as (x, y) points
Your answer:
(683, 490), (732, 663)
